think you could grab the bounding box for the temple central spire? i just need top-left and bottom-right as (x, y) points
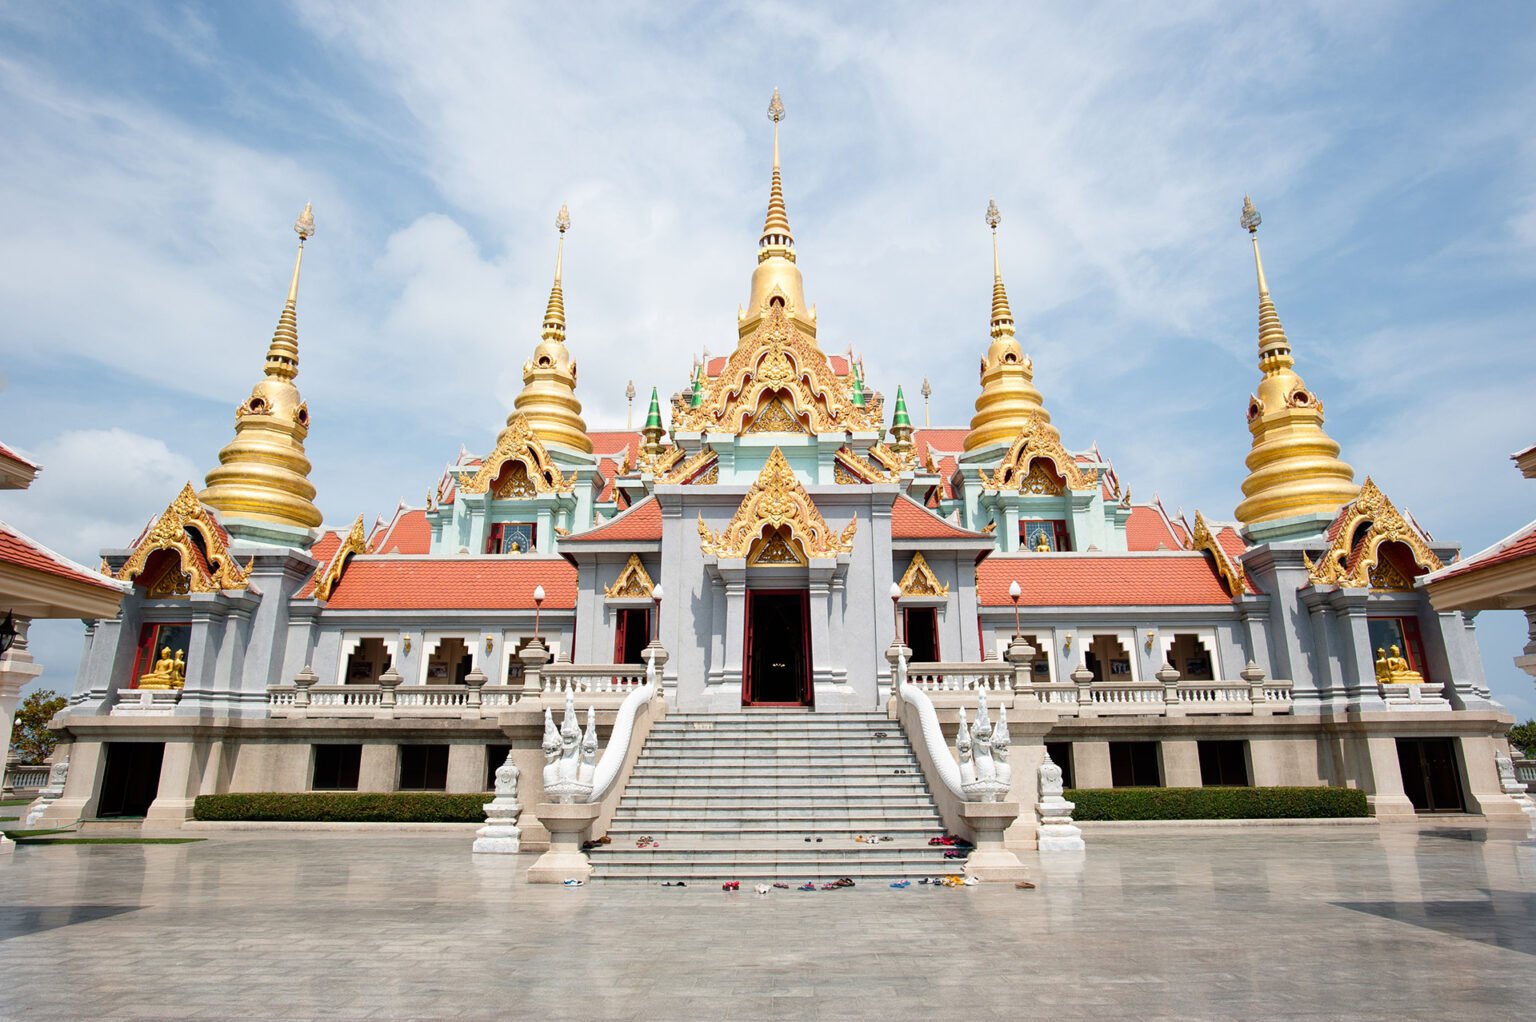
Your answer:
(742, 87), (812, 338)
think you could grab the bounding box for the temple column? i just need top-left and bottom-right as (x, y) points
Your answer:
(1301, 591), (1344, 712)
(807, 569), (834, 690)
(175, 601), (224, 716)
(828, 575), (847, 683)
(0, 619), (42, 856)
(1331, 589), (1385, 712)
(706, 575), (727, 685)
(1433, 609), (1494, 709)
(721, 573), (747, 684)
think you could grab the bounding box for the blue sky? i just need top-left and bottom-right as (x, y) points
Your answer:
(1, 2), (1533, 718)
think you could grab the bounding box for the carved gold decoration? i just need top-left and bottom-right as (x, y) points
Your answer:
(833, 446), (889, 485)
(1306, 478), (1442, 589)
(698, 464), (719, 485)
(671, 303), (884, 436)
(1189, 511), (1245, 598)
(747, 526), (808, 567)
(868, 442), (914, 474)
(1368, 557), (1414, 592)
(641, 444), (685, 478)
(978, 414), (1097, 492)
(313, 514), (371, 602)
(659, 446), (719, 485)
(698, 448), (856, 560)
(117, 483), (251, 593)
(744, 396), (808, 433)
(460, 413), (577, 497)
(899, 552), (950, 598)
(604, 553), (656, 599)
(1018, 459), (1066, 496)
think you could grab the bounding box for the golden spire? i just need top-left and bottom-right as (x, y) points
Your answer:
(1233, 196), (1358, 532)
(965, 199), (1057, 453)
(742, 87), (812, 338)
(511, 204), (591, 454)
(200, 204), (323, 540)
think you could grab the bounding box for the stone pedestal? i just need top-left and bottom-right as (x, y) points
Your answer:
(1037, 796), (1085, 851)
(1380, 682), (1451, 711)
(959, 801), (1029, 882)
(526, 802), (601, 883)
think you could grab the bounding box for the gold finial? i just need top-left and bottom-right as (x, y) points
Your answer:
(985, 198), (1001, 231)
(513, 205), (591, 454)
(760, 89), (793, 247)
(767, 87), (785, 124)
(556, 203), (571, 234)
(201, 205), (323, 538)
(543, 204), (570, 340)
(1233, 194), (1358, 531)
(986, 199), (1014, 336)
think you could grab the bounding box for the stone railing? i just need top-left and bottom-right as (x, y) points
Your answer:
(3, 763), (49, 792)
(110, 688), (182, 716)
(905, 661), (1013, 693)
(267, 679), (520, 718)
(541, 664), (648, 695)
(1516, 758), (1536, 791)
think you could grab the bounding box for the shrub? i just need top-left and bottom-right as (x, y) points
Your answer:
(193, 792), (489, 823)
(1064, 786), (1369, 821)
(1507, 719), (1536, 757)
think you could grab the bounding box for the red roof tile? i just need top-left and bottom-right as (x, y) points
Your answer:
(1430, 520), (1536, 582)
(1215, 525), (1247, 562)
(374, 508), (431, 554)
(562, 496), (663, 543)
(596, 459), (619, 504)
(0, 521), (122, 592)
(589, 431), (639, 457)
(891, 495), (988, 540)
(914, 429), (969, 457)
(323, 557), (577, 610)
(295, 528), (345, 599)
(977, 555), (1234, 606)
(1125, 505), (1182, 551)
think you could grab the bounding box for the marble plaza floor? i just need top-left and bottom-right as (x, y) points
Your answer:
(1, 821), (1533, 1021)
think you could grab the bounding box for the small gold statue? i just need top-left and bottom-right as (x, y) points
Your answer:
(138, 646), (187, 690)
(1034, 531), (1052, 553)
(1374, 645), (1424, 685)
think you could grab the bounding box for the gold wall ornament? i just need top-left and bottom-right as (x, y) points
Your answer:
(460, 414), (578, 496)
(604, 553), (656, 599)
(747, 526), (808, 567)
(1305, 478), (1443, 589)
(1189, 510), (1246, 598)
(743, 395), (809, 433)
(117, 483), (252, 593)
(868, 442), (915, 474)
(978, 414), (1098, 493)
(899, 552), (951, 598)
(313, 514), (372, 602)
(659, 446), (719, 485)
(671, 304), (884, 436)
(833, 446), (890, 485)
(640, 444), (686, 478)
(698, 447), (856, 560)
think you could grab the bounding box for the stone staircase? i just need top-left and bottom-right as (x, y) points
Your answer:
(587, 711), (959, 882)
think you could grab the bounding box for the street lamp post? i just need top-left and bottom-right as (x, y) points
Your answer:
(888, 583), (903, 648)
(532, 584), (545, 642)
(650, 583), (664, 643)
(1008, 579), (1022, 640)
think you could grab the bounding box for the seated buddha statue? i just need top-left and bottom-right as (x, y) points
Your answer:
(138, 646), (183, 690)
(1373, 645), (1424, 685)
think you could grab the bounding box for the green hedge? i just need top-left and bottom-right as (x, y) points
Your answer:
(1064, 786), (1369, 821)
(193, 792), (490, 823)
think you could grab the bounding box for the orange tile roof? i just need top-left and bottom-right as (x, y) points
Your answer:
(1430, 520), (1536, 582)
(589, 431), (639, 457)
(323, 557), (577, 610)
(914, 429), (969, 456)
(562, 496), (663, 543)
(596, 459), (619, 504)
(977, 554), (1234, 606)
(373, 508), (432, 554)
(1215, 525), (1248, 562)
(1125, 505), (1183, 551)
(295, 528), (345, 599)
(890, 495), (988, 540)
(0, 521), (122, 591)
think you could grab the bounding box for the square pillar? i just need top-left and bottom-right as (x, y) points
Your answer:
(144, 739), (202, 827)
(447, 743), (486, 793)
(1073, 741), (1112, 788)
(358, 743), (399, 792)
(1160, 739), (1202, 787)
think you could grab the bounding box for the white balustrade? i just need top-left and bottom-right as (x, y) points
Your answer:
(396, 688), (469, 708)
(905, 662), (1013, 693)
(542, 664), (648, 695)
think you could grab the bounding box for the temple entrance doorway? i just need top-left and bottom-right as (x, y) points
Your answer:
(1396, 737), (1466, 813)
(97, 741), (165, 818)
(743, 589), (812, 707)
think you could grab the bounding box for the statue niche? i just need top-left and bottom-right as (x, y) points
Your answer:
(138, 647), (187, 690)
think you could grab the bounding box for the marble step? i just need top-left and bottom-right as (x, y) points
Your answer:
(622, 779), (931, 794)
(630, 756), (920, 769)
(589, 862), (958, 882)
(604, 825), (943, 842)
(615, 795), (937, 810)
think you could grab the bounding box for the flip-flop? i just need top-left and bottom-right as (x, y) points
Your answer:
(755, 884), (771, 896)
(661, 881), (687, 887)
(798, 882), (816, 891)
(833, 877), (855, 888)
(889, 880), (911, 888)
(772, 882), (790, 889)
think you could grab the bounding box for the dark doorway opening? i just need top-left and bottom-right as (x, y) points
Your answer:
(905, 607), (940, 662)
(1045, 741), (1074, 789)
(1397, 737), (1466, 813)
(312, 744), (362, 791)
(98, 742), (165, 817)
(1109, 741), (1161, 787)
(743, 589), (812, 706)
(399, 744), (450, 791)
(613, 607), (651, 665)
(1198, 740), (1250, 786)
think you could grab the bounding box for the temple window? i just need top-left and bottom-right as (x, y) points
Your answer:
(486, 521), (536, 554)
(425, 637), (473, 684)
(1021, 520), (1071, 553)
(904, 607), (940, 662)
(311, 744), (361, 791)
(398, 745), (449, 791)
(345, 638), (393, 684)
(1083, 634), (1131, 682)
(1168, 634), (1215, 681)
(1368, 616), (1429, 682)
(1109, 741), (1161, 787)
(130, 622), (191, 688)
(1198, 741), (1249, 786)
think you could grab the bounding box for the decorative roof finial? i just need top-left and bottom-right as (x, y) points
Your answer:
(1240, 194), (1261, 234)
(921, 377), (932, 427)
(542, 204), (570, 341)
(265, 202), (315, 380)
(760, 88), (793, 248)
(986, 199), (1013, 336)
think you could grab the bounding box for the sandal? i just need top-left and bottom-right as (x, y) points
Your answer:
(889, 880), (911, 888)
(772, 882), (790, 889)
(1015, 881), (1036, 890)
(833, 877), (855, 888)
(798, 882), (816, 891)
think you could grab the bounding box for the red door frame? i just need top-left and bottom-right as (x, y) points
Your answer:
(612, 607), (651, 664)
(742, 588), (813, 707)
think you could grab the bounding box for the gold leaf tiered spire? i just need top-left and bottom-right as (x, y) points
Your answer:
(741, 88), (812, 338)
(200, 204), (323, 539)
(511, 204), (592, 454)
(1233, 196), (1358, 531)
(964, 199), (1058, 452)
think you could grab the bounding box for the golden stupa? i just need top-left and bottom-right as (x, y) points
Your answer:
(964, 200), (1058, 452)
(1233, 196), (1358, 529)
(200, 204), (324, 537)
(510, 204), (593, 455)
(738, 87), (814, 339)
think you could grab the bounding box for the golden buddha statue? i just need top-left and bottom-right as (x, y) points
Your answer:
(139, 646), (187, 690)
(1374, 645), (1423, 685)
(1034, 531), (1052, 553)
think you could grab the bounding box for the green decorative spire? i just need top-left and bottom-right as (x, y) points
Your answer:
(850, 360), (866, 407)
(689, 364), (704, 408)
(892, 385), (911, 428)
(644, 386), (663, 430)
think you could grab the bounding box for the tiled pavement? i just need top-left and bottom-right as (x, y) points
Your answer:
(1, 821), (1532, 1020)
